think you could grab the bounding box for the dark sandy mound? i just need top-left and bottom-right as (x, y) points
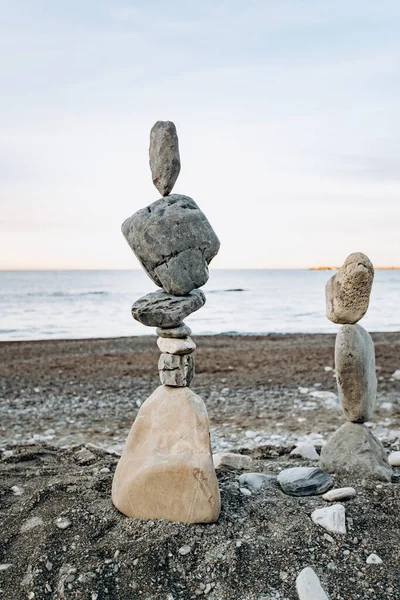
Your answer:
(1, 443), (399, 600)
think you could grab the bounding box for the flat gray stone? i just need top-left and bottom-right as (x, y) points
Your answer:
(157, 323), (192, 338)
(149, 121), (180, 196)
(158, 353), (195, 387)
(277, 467), (333, 496)
(122, 195), (220, 295)
(335, 324), (377, 422)
(213, 452), (252, 471)
(157, 336), (196, 355)
(319, 422), (392, 482)
(326, 252), (374, 324)
(132, 290), (205, 328)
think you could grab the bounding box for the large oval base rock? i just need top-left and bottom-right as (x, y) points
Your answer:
(319, 422), (392, 482)
(112, 385), (220, 523)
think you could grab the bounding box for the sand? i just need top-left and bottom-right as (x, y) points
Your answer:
(1, 333), (400, 599)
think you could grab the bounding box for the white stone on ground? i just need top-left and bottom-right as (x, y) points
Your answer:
(322, 487), (356, 501)
(366, 553), (383, 564)
(213, 452), (252, 470)
(392, 370), (400, 380)
(0, 564), (13, 572)
(298, 387), (309, 394)
(238, 473), (276, 490)
(10, 485), (24, 495)
(178, 545), (191, 556)
(20, 516), (44, 533)
(296, 566), (330, 600)
(239, 487), (252, 496)
(290, 442), (319, 461)
(388, 451), (400, 466)
(311, 504), (346, 534)
(55, 517), (72, 530)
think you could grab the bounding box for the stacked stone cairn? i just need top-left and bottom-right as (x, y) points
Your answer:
(112, 121), (221, 523)
(319, 253), (392, 481)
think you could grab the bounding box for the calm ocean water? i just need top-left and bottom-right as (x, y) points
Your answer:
(0, 269), (399, 341)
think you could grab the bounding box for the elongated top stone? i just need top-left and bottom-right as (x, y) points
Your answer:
(326, 252), (374, 324)
(122, 194), (220, 296)
(149, 121), (181, 196)
(335, 324), (377, 422)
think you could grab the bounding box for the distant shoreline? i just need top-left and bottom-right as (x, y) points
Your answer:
(309, 266), (400, 271)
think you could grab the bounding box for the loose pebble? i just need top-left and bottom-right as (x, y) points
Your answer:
(0, 564), (12, 571)
(239, 487), (251, 496)
(366, 553), (383, 565)
(296, 566), (330, 600)
(10, 485), (24, 495)
(55, 517), (72, 530)
(388, 451), (400, 466)
(178, 545), (192, 556)
(322, 487), (356, 501)
(277, 467), (332, 497)
(311, 504), (346, 534)
(213, 452), (252, 471)
(20, 516), (44, 533)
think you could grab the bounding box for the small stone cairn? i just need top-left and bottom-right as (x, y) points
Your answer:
(319, 253), (392, 481)
(112, 121), (221, 523)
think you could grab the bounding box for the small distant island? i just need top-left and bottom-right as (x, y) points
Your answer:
(309, 266), (400, 270)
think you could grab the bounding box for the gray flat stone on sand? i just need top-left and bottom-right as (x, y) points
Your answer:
(319, 422), (392, 482)
(149, 121), (180, 196)
(156, 323), (192, 339)
(122, 194), (220, 296)
(335, 324), (377, 422)
(132, 290), (205, 328)
(158, 353), (195, 387)
(277, 467), (333, 497)
(326, 252), (374, 324)
(296, 566), (330, 600)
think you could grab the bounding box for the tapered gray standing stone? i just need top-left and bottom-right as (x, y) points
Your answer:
(149, 121), (181, 196)
(122, 194), (220, 296)
(335, 324), (377, 422)
(319, 422), (392, 482)
(132, 289), (205, 328)
(326, 253), (374, 324)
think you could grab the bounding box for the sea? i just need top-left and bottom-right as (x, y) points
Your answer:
(0, 269), (399, 341)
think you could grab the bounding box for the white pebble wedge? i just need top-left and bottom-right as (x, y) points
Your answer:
(290, 442), (319, 461)
(157, 336), (196, 355)
(311, 504), (346, 534)
(322, 487), (356, 502)
(392, 370), (400, 380)
(296, 566), (330, 600)
(388, 451), (400, 466)
(213, 452), (252, 471)
(366, 553), (383, 564)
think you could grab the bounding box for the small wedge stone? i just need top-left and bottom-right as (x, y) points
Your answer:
(157, 336), (196, 355)
(278, 467), (333, 497)
(156, 323), (192, 339)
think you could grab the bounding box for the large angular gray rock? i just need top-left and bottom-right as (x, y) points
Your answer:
(122, 195), (220, 296)
(132, 290), (205, 328)
(335, 324), (377, 422)
(326, 252), (374, 324)
(277, 467), (333, 496)
(158, 353), (195, 387)
(319, 422), (392, 482)
(149, 121), (181, 196)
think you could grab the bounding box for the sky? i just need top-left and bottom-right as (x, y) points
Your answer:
(1, 0), (400, 270)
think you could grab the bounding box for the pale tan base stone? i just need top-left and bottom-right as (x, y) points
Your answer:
(112, 385), (220, 523)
